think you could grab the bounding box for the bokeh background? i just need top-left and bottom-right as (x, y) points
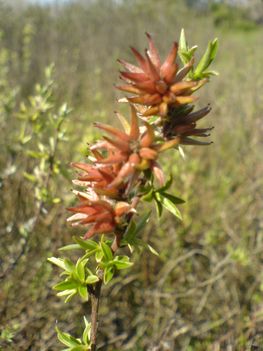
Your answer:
(0, 0), (263, 350)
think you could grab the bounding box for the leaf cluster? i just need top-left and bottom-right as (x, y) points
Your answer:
(56, 317), (91, 351)
(17, 64), (71, 205)
(178, 28), (219, 80)
(141, 176), (184, 219)
(49, 235), (134, 303)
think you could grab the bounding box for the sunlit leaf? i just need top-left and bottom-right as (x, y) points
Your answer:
(160, 192), (185, 204)
(195, 38), (218, 78)
(113, 256), (133, 270)
(55, 327), (82, 347)
(78, 285), (88, 299)
(85, 275), (99, 284)
(147, 244), (159, 256)
(155, 193), (182, 220)
(75, 259), (86, 282)
(48, 257), (67, 270)
(53, 280), (78, 291)
(100, 242), (113, 262)
(59, 244), (81, 251)
(103, 266), (114, 284)
(82, 317), (91, 345)
(74, 236), (98, 251)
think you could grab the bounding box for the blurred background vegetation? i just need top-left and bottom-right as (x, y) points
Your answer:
(0, 0), (262, 350)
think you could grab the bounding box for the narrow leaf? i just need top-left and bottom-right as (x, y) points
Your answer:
(59, 244), (81, 251)
(103, 266), (115, 284)
(74, 236), (98, 251)
(82, 317), (91, 345)
(179, 28), (187, 52)
(85, 275), (99, 284)
(113, 256), (133, 270)
(147, 244), (159, 256)
(48, 257), (67, 270)
(56, 327), (81, 347)
(53, 280), (78, 291)
(78, 285), (88, 299)
(101, 242), (113, 261)
(195, 38), (218, 78)
(75, 259), (86, 282)
(155, 193), (182, 220)
(160, 192), (185, 204)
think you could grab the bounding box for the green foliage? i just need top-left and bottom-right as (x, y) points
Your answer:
(49, 234), (134, 298)
(0, 328), (15, 344)
(56, 317), (91, 350)
(48, 256), (99, 302)
(178, 28), (219, 80)
(142, 176), (184, 219)
(122, 212), (159, 256)
(17, 64), (71, 205)
(211, 2), (258, 31)
(99, 244), (133, 285)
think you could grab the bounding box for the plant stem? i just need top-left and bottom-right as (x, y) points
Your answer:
(89, 228), (125, 350)
(89, 280), (103, 351)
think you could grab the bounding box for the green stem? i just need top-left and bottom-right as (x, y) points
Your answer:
(89, 280), (102, 351)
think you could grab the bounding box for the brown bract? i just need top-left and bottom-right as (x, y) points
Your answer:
(92, 105), (180, 187)
(117, 32), (205, 117)
(71, 162), (122, 198)
(67, 191), (133, 239)
(163, 104), (213, 145)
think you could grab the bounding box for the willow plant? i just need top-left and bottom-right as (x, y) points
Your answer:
(48, 29), (218, 350)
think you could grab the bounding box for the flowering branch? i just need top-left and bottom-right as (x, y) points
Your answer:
(48, 29), (218, 350)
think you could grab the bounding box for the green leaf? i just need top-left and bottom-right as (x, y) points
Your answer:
(56, 327), (82, 347)
(74, 236), (98, 251)
(20, 135), (31, 144)
(135, 211), (151, 235)
(210, 38), (219, 61)
(64, 293), (77, 303)
(123, 211), (151, 245)
(179, 28), (187, 52)
(147, 115), (159, 124)
(195, 38), (218, 78)
(53, 280), (78, 291)
(64, 258), (75, 273)
(57, 288), (77, 302)
(82, 317), (91, 345)
(103, 266), (114, 284)
(85, 275), (99, 284)
(158, 174), (173, 192)
(202, 70), (219, 77)
(100, 242), (113, 261)
(75, 259), (87, 282)
(155, 193), (182, 220)
(147, 244), (159, 256)
(78, 285), (88, 299)
(48, 257), (67, 270)
(59, 244), (81, 251)
(154, 196), (163, 217)
(23, 172), (37, 183)
(160, 192), (185, 204)
(141, 189), (154, 202)
(189, 45), (198, 56)
(95, 250), (104, 263)
(113, 256), (133, 270)
(52, 197), (61, 204)
(81, 249), (98, 260)
(123, 220), (137, 242)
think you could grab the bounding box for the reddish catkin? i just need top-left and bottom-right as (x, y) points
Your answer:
(49, 30), (218, 351)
